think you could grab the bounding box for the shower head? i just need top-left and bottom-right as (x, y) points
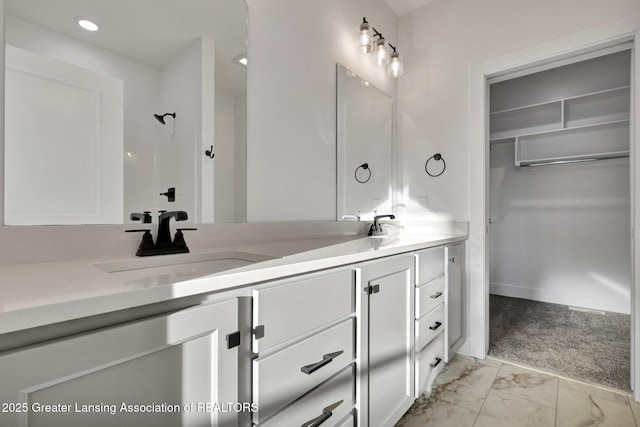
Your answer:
(153, 112), (176, 125)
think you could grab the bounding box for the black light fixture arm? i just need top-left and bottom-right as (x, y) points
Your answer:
(362, 16), (397, 49)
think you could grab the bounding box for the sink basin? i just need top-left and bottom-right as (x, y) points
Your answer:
(94, 251), (275, 282)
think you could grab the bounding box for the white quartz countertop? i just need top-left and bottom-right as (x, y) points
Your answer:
(0, 232), (466, 335)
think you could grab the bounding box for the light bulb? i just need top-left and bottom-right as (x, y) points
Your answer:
(374, 38), (388, 66)
(356, 21), (373, 53)
(388, 51), (403, 78)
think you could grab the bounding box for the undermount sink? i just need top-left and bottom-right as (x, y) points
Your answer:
(93, 251), (276, 282)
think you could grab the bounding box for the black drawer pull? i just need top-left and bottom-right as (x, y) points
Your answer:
(430, 291), (443, 299)
(301, 400), (343, 427)
(429, 321), (442, 331)
(430, 357), (442, 368)
(301, 350), (344, 375)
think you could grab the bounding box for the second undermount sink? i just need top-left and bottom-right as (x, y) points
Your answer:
(93, 251), (276, 282)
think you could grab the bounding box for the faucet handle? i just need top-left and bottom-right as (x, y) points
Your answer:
(125, 229), (156, 255)
(174, 228), (197, 249)
(130, 212), (152, 223)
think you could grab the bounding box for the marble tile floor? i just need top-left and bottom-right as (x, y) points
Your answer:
(396, 355), (640, 427)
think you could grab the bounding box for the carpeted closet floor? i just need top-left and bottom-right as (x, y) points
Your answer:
(488, 294), (631, 392)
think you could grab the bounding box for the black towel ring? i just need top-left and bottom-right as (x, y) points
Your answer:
(425, 153), (446, 177)
(355, 163), (372, 183)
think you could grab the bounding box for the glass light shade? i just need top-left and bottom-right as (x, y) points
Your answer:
(356, 21), (373, 53)
(388, 51), (403, 78)
(373, 38), (388, 66)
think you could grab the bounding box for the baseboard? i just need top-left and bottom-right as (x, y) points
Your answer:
(490, 282), (630, 315)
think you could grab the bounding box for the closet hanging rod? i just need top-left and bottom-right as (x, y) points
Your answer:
(520, 152), (629, 167)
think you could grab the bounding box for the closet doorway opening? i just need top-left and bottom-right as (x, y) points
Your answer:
(487, 46), (632, 392)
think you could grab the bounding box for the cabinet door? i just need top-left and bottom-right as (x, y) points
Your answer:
(357, 255), (414, 427)
(0, 300), (239, 427)
(446, 243), (466, 361)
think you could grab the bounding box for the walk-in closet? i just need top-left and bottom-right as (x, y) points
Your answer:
(488, 47), (632, 391)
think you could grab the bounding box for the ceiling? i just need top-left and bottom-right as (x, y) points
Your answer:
(5, 0), (247, 94)
(384, 0), (435, 16)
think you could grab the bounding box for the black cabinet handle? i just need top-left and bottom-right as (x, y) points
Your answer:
(429, 321), (442, 331)
(307, 408), (332, 427)
(301, 350), (344, 375)
(301, 400), (343, 427)
(430, 357), (442, 368)
(430, 291), (443, 299)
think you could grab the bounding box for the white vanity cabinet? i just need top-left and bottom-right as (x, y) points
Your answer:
(251, 268), (356, 426)
(414, 247), (446, 397)
(445, 243), (466, 361)
(0, 299), (241, 427)
(356, 255), (415, 427)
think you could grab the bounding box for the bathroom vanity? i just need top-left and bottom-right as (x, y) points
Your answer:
(0, 231), (466, 427)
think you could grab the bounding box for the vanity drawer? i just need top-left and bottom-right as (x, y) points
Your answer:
(416, 304), (445, 350)
(253, 319), (354, 424)
(415, 332), (445, 397)
(257, 366), (354, 427)
(252, 269), (354, 353)
(415, 247), (445, 285)
(415, 275), (445, 318)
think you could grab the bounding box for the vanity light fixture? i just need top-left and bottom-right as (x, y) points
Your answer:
(77, 18), (99, 32)
(356, 17), (404, 78)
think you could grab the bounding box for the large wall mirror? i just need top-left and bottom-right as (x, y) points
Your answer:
(336, 64), (393, 221)
(3, 0), (247, 225)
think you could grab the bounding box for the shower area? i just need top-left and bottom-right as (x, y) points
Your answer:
(487, 47), (632, 391)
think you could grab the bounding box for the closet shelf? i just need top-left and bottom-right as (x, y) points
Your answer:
(515, 119), (628, 140)
(514, 120), (629, 167)
(490, 85), (630, 116)
(489, 85), (630, 142)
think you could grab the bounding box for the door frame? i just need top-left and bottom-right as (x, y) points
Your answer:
(467, 17), (640, 401)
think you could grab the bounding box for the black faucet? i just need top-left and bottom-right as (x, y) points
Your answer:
(126, 210), (195, 257)
(368, 214), (396, 236)
(156, 210), (188, 249)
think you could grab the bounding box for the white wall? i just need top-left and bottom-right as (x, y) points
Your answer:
(235, 94), (248, 222)
(246, 0), (398, 221)
(490, 144), (631, 313)
(158, 38), (212, 223)
(397, 0), (640, 221)
(399, 0), (640, 360)
(215, 89), (238, 222)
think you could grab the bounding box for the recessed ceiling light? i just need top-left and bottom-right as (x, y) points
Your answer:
(77, 18), (99, 32)
(232, 53), (247, 67)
